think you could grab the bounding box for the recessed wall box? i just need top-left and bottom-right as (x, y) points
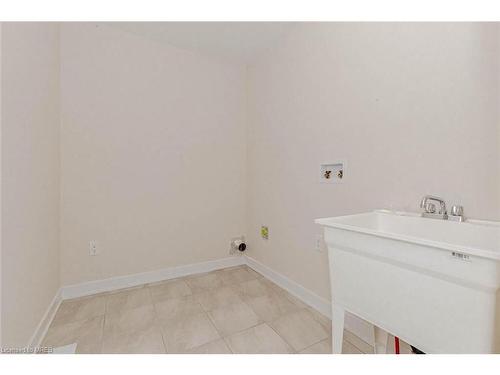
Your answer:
(320, 162), (345, 183)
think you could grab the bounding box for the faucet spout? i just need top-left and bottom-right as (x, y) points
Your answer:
(420, 195), (448, 219)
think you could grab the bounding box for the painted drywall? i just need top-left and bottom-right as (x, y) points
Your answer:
(0, 23), (3, 349)
(59, 24), (247, 285)
(0, 22), (498, 346)
(109, 22), (296, 64)
(247, 23), (500, 301)
(1, 23), (60, 346)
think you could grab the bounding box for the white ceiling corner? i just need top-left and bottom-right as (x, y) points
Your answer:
(106, 22), (296, 64)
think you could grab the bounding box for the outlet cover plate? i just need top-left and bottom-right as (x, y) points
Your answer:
(89, 240), (98, 256)
(261, 226), (269, 240)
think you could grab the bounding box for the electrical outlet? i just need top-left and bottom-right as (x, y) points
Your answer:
(89, 240), (98, 256)
(315, 234), (324, 252)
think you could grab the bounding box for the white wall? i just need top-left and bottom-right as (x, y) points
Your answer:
(1, 23), (60, 346)
(0, 23), (3, 349)
(59, 24), (247, 285)
(0, 22), (498, 345)
(247, 23), (500, 301)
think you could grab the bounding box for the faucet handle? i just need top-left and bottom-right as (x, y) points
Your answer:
(420, 196), (427, 208)
(451, 205), (464, 216)
(424, 202), (436, 214)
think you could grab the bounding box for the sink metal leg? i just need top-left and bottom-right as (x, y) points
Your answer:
(331, 304), (345, 354)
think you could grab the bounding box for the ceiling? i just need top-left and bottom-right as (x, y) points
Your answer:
(107, 22), (296, 64)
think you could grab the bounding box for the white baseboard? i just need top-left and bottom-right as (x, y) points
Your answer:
(28, 288), (62, 348)
(244, 255), (374, 345)
(36, 254), (372, 349)
(61, 256), (245, 300)
(244, 256), (332, 317)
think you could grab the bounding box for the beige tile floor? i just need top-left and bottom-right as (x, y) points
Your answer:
(43, 265), (375, 354)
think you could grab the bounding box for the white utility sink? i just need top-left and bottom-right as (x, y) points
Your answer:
(316, 210), (500, 354)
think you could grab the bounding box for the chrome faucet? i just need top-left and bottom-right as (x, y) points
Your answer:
(420, 195), (448, 220)
(449, 205), (465, 222)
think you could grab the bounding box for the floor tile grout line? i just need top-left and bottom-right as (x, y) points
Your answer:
(342, 336), (369, 354)
(342, 339), (365, 354)
(298, 338), (333, 354)
(186, 336), (235, 354)
(101, 286), (164, 353)
(170, 310), (221, 353)
(158, 321), (169, 353)
(221, 336), (235, 354)
(342, 330), (372, 354)
(96, 314), (106, 354)
(48, 312), (107, 331)
(201, 302), (268, 346)
(203, 309), (225, 341)
(221, 320), (262, 339)
(298, 339), (325, 354)
(100, 310), (107, 354)
(265, 320), (297, 354)
(47, 265), (348, 354)
(197, 277), (267, 338)
(113, 277), (311, 351)
(221, 322), (287, 354)
(265, 306), (331, 353)
(189, 275), (272, 348)
(198, 279), (267, 339)
(147, 286), (168, 354)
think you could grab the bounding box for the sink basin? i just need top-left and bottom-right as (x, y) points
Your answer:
(316, 210), (500, 261)
(316, 210), (500, 354)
